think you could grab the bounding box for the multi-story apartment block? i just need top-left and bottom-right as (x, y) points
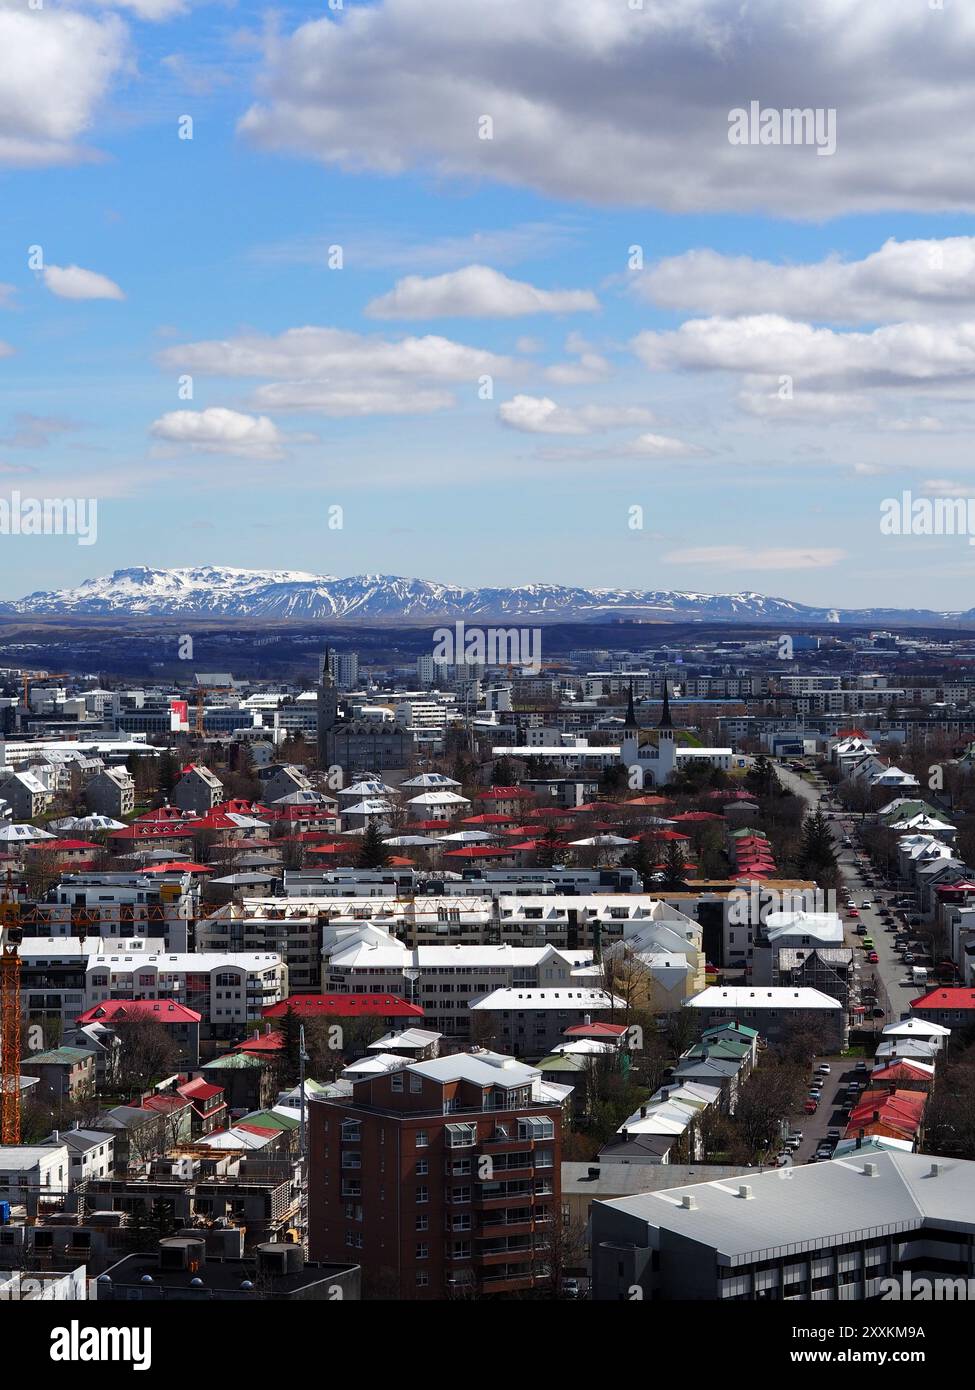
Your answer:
(308, 1050), (561, 1299)
(172, 763), (224, 814)
(85, 766), (136, 818)
(591, 1152), (975, 1301)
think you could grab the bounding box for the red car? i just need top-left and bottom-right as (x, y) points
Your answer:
(848, 908), (860, 918)
(804, 1099), (819, 1114)
(867, 951), (879, 963)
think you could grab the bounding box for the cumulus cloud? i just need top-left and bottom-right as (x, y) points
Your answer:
(664, 546), (845, 570)
(149, 408), (293, 459)
(158, 325), (516, 417)
(636, 239), (975, 323)
(365, 265), (598, 319)
(238, 0), (975, 218)
(42, 265), (125, 301)
(0, 8), (126, 167)
(498, 394), (655, 435)
(633, 316), (975, 396)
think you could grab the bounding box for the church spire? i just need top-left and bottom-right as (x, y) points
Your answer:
(658, 674), (673, 730)
(626, 683), (637, 729)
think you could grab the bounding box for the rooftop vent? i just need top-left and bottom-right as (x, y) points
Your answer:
(680, 1194), (697, 1210)
(863, 1162), (879, 1177)
(737, 1185), (753, 1200)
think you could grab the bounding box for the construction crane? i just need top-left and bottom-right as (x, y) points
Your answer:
(189, 686), (237, 739)
(22, 672), (69, 709)
(0, 871), (23, 1145)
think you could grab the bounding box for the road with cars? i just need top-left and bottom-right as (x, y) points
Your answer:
(771, 761), (926, 1165)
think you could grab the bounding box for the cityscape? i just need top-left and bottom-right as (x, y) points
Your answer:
(1, 0), (972, 1362)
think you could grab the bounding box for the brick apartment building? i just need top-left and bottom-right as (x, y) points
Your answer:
(308, 1051), (562, 1299)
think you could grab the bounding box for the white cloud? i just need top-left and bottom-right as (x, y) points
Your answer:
(159, 325), (516, 417)
(664, 545), (844, 570)
(921, 479), (974, 497)
(0, 8), (127, 167)
(149, 408), (292, 459)
(94, 0), (189, 20)
(632, 316), (975, 396)
(238, 0), (975, 218)
(42, 265), (125, 301)
(365, 265), (598, 320)
(627, 433), (705, 458)
(636, 239), (975, 323)
(498, 394), (655, 435)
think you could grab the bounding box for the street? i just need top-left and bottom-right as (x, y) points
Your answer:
(773, 762), (916, 1030)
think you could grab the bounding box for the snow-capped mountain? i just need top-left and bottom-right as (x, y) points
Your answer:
(5, 566), (973, 625)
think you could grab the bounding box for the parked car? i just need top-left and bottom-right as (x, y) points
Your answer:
(804, 1099), (819, 1113)
(868, 951), (879, 963)
(775, 1152), (791, 1167)
(827, 1128), (842, 1140)
(561, 1278), (581, 1299)
(903, 952), (915, 965)
(816, 1063), (831, 1074)
(855, 1060), (868, 1072)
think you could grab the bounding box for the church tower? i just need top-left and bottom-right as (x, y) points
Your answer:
(317, 645), (340, 765)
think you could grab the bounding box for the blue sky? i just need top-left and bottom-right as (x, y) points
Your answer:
(2, 0), (975, 609)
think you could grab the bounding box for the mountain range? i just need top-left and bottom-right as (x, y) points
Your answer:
(2, 566), (973, 627)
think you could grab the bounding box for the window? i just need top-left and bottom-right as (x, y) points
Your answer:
(416, 1271), (430, 1288)
(415, 1214), (428, 1232)
(341, 1120), (361, 1142)
(416, 1185), (429, 1204)
(446, 1121), (477, 1148)
(341, 1152), (362, 1170)
(415, 1130), (428, 1148)
(416, 1159), (428, 1177)
(391, 1074), (404, 1093)
(416, 1243), (429, 1260)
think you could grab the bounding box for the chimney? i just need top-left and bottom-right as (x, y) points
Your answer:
(621, 1126), (628, 1141)
(737, 1185), (753, 1200)
(929, 1162), (942, 1177)
(640, 1106), (647, 1118)
(52, 1129), (59, 1143)
(681, 1194), (697, 1210)
(863, 1162), (878, 1177)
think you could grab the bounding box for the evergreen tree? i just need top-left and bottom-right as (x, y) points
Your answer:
(535, 825), (565, 869)
(661, 840), (689, 888)
(798, 807), (837, 877)
(358, 821), (391, 869)
(278, 1002), (303, 1088)
(492, 756), (516, 786)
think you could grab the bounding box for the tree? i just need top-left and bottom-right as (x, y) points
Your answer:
(115, 1018), (180, 1093)
(23, 848), (63, 900)
(277, 1002), (303, 1089)
(798, 807), (837, 878)
(492, 756), (516, 786)
(660, 840), (689, 888)
(357, 821), (390, 869)
(534, 825), (565, 869)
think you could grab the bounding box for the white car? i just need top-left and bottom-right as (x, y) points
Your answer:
(860, 900), (872, 909)
(816, 1063), (831, 1075)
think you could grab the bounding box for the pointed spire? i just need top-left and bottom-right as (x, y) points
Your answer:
(626, 683), (637, 729)
(658, 675), (673, 730)
(322, 646), (334, 687)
